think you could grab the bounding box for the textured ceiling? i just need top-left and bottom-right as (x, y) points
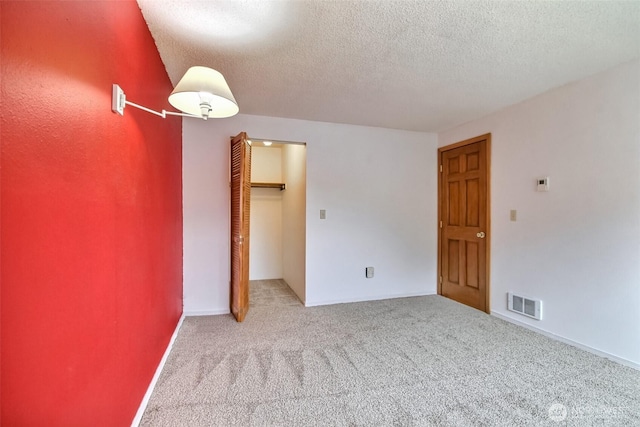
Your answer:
(138, 1), (640, 132)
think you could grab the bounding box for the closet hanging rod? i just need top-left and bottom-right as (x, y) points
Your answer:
(251, 182), (286, 191)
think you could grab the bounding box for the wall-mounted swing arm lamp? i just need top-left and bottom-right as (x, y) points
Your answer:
(112, 66), (239, 120)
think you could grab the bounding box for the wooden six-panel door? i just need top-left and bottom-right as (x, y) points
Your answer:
(230, 132), (251, 322)
(438, 134), (490, 312)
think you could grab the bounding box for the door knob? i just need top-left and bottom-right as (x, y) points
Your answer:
(476, 232), (486, 238)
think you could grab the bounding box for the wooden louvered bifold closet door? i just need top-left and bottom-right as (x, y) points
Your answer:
(230, 132), (252, 322)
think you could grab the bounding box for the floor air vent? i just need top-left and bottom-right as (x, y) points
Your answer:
(507, 292), (542, 320)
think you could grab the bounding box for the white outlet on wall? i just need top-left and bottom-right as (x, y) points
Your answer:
(366, 267), (374, 278)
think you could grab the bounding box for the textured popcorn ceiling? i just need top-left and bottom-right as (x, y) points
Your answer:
(138, 1), (640, 132)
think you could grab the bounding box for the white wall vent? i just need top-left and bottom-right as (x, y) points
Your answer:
(507, 292), (542, 320)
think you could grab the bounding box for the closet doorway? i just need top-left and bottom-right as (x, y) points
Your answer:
(232, 136), (306, 320)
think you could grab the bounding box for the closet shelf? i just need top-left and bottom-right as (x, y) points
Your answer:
(251, 182), (286, 191)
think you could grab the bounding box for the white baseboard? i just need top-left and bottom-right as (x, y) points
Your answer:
(131, 314), (185, 427)
(305, 291), (436, 308)
(491, 311), (639, 371)
(183, 308), (230, 316)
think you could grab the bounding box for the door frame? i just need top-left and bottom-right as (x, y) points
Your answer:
(247, 138), (308, 304)
(437, 133), (491, 313)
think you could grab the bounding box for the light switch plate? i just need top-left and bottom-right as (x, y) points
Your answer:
(320, 209), (326, 219)
(366, 267), (374, 278)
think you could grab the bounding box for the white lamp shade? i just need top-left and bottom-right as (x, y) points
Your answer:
(168, 66), (239, 118)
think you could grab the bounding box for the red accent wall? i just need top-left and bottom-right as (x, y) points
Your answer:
(1, 1), (183, 425)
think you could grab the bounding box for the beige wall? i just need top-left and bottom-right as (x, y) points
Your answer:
(182, 115), (437, 314)
(439, 60), (640, 367)
(282, 144), (307, 302)
(250, 147), (284, 280)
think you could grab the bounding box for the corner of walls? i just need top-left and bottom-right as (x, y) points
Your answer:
(438, 59), (640, 366)
(281, 143), (306, 302)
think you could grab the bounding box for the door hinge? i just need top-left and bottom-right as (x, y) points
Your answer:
(439, 276), (442, 284)
(439, 221), (443, 228)
(439, 164), (443, 172)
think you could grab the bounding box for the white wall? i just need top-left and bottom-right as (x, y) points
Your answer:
(439, 59), (640, 366)
(183, 115), (437, 315)
(249, 147), (283, 280)
(251, 146), (282, 182)
(282, 143), (306, 302)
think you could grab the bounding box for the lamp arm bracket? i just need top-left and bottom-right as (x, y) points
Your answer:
(112, 84), (201, 120)
(162, 110), (201, 119)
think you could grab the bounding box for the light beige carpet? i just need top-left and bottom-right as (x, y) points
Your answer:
(141, 282), (640, 426)
(249, 279), (302, 308)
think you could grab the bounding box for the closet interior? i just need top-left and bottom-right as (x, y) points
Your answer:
(248, 139), (307, 304)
